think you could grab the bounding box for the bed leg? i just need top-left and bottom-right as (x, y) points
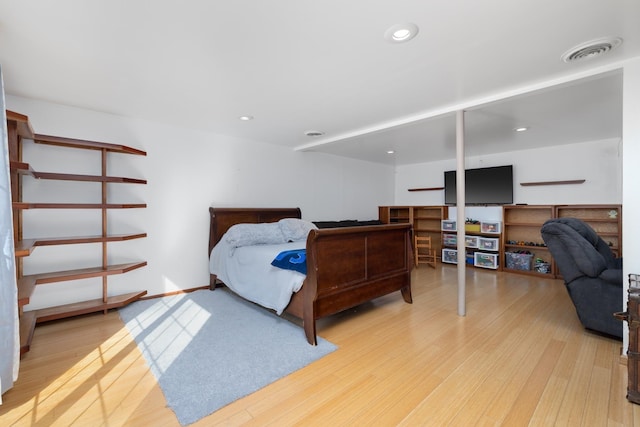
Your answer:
(209, 274), (217, 291)
(303, 317), (317, 346)
(401, 285), (413, 304)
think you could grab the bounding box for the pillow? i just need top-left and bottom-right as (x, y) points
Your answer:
(224, 222), (286, 247)
(271, 249), (307, 274)
(278, 218), (318, 242)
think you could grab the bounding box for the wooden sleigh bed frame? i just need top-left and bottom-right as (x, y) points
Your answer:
(208, 207), (413, 345)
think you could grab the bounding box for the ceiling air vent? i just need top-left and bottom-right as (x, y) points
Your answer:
(561, 37), (622, 63)
(304, 130), (325, 137)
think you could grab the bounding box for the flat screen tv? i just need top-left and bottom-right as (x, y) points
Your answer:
(444, 165), (513, 205)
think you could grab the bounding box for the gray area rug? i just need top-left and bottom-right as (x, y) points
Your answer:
(119, 289), (337, 425)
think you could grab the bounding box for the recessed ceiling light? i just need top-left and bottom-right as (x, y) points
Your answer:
(387, 150), (395, 154)
(304, 130), (324, 137)
(561, 37), (622, 63)
(239, 115), (253, 121)
(514, 127), (529, 132)
(384, 23), (419, 43)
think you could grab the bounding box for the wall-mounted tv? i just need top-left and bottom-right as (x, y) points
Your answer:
(444, 165), (513, 205)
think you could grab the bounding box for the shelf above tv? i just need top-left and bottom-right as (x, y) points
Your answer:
(407, 187), (445, 192)
(520, 179), (585, 186)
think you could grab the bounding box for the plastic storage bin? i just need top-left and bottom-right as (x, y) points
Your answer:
(505, 252), (534, 270)
(534, 259), (551, 274)
(442, 248), (457, 264)
(465, 235), (479, 248)
(474, 252), (499, 269)
(480, 221), (501, 234)
(442, 220), (456, 231)
(465, 223), (481, 232)
(478, 237), (499, 251)
(443, 233), (457, 246)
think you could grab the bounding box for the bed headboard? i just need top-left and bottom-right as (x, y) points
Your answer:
(208, 207), (302, 254)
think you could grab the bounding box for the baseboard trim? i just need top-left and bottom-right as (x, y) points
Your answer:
(139, 286), (210, 300)
(620, 347), (628, 365)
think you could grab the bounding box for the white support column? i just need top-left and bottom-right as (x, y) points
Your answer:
(456, 110), (466, 316)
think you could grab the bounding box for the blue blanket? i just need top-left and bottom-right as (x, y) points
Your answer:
(271, 249), (307, 274)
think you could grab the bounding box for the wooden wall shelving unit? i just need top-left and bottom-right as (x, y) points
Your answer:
(380, 204), (622, 278)
(379, 206), (449, 260)
(502, 205), (555, 277)
(501, 204), (622, 278)
(6, 110), (147, 355)
(554, 205), (622, 257)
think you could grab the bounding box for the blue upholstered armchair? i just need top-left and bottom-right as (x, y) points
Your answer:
(541, 217), (623, 339)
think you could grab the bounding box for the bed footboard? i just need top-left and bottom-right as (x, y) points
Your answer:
(291, 223), (413, 344)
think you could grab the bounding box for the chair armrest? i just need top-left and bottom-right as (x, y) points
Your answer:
(599, 268), (623, 285)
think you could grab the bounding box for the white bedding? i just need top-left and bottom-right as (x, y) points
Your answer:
(209, 240), (306, 315)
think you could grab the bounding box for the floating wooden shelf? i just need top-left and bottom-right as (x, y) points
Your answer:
(19, 262), (147, 288)
(33, 290), (148, 323)
(10, 161), (147, 183)
(13, 202), (147, 209)
(34, 134), (146, 155)
(34, 172), (146, 183)
(15, 233), (147, 257)
(520, 179), (585, 186)
(18, 290), (147, 353)
(407, 187), (445, 192)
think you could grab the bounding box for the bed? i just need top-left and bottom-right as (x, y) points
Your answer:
(208, 207), (413, 345)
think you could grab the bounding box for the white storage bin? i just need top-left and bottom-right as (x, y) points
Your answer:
(474, 252), (499, 269)
(478, 237), (499, 251)
(465, 235), (479, 248)
(480, 221), (501, 234)
(443, 233), (457, 246)
(441, 220), (456, 231)
(442, 248), (457, 264)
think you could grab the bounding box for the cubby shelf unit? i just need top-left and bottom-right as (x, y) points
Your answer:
(440, 220), (503, 270)
(379, 206), (449, 260)
(501, 204), (622, 278)
(7, 109), (148, 355)
(502, 205), (555, 277)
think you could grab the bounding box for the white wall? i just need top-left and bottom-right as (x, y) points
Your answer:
(6, 96), (394, 310)
(394, 138), (622, 207)
(622, 58), (640, 280)
(622, 58), (640, 351)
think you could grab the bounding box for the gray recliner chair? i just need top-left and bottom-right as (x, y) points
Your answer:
(540, 217), (623, 339)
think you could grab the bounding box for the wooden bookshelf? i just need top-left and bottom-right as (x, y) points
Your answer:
(379, 206), (449, 261)
(7, 109), (148, 355)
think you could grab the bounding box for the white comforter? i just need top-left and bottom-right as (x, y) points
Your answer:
(209, 240), (306, 315)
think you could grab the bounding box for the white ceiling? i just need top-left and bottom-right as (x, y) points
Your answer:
(0, 1), (638, 166)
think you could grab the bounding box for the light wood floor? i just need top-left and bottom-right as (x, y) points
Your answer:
(2, 266), (639, 426)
